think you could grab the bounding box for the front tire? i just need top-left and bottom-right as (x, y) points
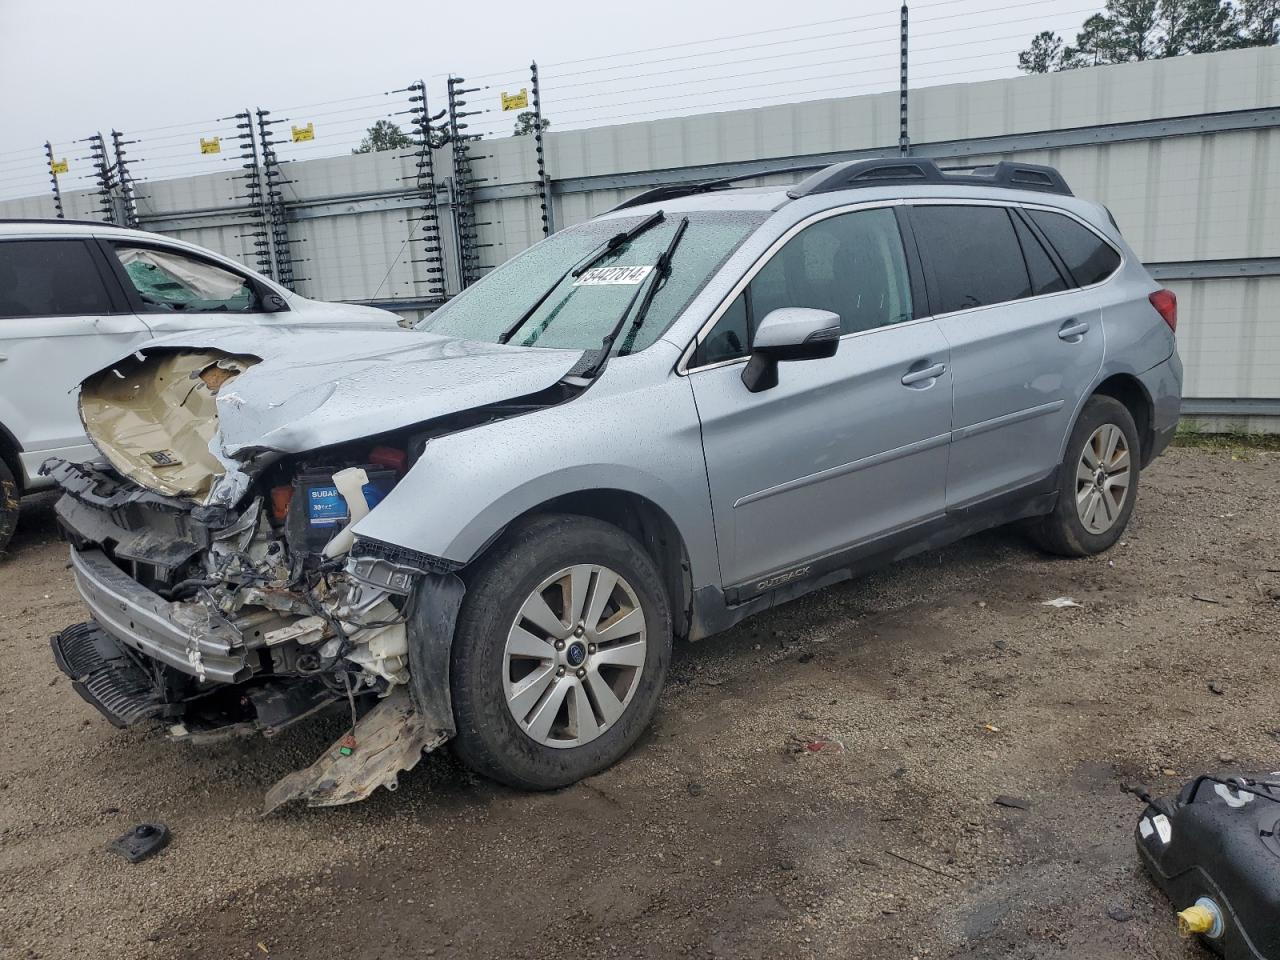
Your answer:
(0, 458), (18, 557)
(1030, 395), (1140, 557)
(450, 513), (672, 790)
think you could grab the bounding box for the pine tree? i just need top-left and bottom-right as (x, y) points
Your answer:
(1234, 0), (1279, 45)
(1018, 0), (1273, 73)
(1162, 0), (1240, 54)
(1018, 31), (1067, 72)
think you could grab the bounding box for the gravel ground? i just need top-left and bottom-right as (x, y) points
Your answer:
(2, 444), (1277, 960)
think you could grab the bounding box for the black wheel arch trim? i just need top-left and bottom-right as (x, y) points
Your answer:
(1092, 373), (1157, 467)
(405, 572), (466, 741)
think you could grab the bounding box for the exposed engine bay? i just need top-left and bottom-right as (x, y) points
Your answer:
(48, 343), (579, 811)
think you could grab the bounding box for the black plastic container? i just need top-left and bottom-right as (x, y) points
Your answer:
(1136, 774), (1280, 960)
(285, 467), (398, 557)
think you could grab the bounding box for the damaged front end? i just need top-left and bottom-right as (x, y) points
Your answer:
(48, 346), (504, 812)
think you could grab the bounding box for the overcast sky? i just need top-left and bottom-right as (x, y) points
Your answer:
(0, 0), (1096, 198)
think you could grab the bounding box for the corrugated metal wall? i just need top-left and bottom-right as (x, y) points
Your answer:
(4, 45), (1277, 411)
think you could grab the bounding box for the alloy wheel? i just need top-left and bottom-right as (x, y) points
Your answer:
(1076, 423), (1131, 535)
(503, 564), (648, 749)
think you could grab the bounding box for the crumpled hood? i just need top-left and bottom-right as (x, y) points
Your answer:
(118, 325), (584, 457)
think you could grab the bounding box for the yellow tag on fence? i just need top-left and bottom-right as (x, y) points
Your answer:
(501, 88), (529, 111)
(50, 158), (69, 175)
(199, 137), (221, 155)
(291, 123), (315, 142)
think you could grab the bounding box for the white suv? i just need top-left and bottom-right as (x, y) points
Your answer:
(0, 220), (400, 552)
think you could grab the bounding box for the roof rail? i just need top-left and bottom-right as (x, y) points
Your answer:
(609, 164), (827, 212)
(787, 158), (1072, 198)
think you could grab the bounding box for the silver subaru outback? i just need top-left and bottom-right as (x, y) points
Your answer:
(48, 158), (1182, 809)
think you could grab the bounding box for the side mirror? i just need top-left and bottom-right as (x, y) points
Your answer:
(741, 307), (841, 393)
(255, 282), (289, 313)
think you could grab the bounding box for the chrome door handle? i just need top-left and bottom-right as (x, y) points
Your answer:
(901, 362), (947, 386)
(1058, 320), (1090, 341)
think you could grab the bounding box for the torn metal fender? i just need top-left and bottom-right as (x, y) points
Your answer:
(406, 572), (466, 740)
(262, 687), (446, 814)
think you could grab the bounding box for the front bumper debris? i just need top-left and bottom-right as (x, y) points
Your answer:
(58, 544), (456, 812)
(262, 687), (446, 814)
(52, 621), (169, 728)
(70, 547), (252, 684)
(49, 438), (461, 810)
(51, 620), (341, 740)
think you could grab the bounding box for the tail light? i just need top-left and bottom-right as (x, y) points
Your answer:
(1149, 289), (1177, 332)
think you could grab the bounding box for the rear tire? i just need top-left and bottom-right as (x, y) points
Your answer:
(450, 513), (672, 790)
(0, 458), (18, 557)
(1030, 395), (1140, 557)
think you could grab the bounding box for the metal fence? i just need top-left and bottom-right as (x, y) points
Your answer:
(2, 44), (1277, 420)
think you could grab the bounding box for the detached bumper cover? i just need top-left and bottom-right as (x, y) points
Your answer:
(70, 547), (252, 683)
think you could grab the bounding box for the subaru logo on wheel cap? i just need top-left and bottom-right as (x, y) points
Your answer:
(566, 642), (587, 667)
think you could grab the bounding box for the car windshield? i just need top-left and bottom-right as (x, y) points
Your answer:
(418, 211), (763, 353)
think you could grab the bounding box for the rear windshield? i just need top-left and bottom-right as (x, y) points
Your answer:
(419, 211), (763, 354)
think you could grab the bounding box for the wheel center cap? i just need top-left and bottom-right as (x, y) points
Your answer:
(565, 641), (587, 668)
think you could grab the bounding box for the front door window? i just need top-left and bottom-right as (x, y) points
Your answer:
(114, 246), (257, 313)
(691, 207), (914, 368)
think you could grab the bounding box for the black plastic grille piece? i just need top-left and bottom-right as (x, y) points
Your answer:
(349, 536), (461, 576)
(51, 622), (166, 728)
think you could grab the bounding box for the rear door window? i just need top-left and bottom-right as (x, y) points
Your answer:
(908, 205), (1031, 314)
(1026, 209), (1121, 287)
(0, 239), (115, 318)
(112, 245), (258, 313)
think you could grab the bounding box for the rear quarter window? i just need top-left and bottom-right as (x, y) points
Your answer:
(1026, 209), (1121, 287)
(1012, 214), (1068, 296)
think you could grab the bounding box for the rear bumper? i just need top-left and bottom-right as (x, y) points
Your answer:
(1139, 351), (1183, 464)
(70, 547), (252, 684)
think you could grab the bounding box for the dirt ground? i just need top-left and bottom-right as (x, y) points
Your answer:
(2, 444), (1277, 960)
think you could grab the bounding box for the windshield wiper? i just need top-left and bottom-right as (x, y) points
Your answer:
(570, 209), (666, 278)
(572, 215), (690, 379)
(497, 210), (665, 345)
